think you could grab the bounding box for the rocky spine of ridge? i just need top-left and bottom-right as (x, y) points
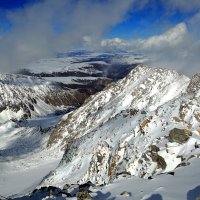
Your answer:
(187, 73), (200, 96)
(42, 64), (200, 187)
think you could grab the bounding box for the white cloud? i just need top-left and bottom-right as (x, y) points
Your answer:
(0, 0), (137, 72)
(101, 38), (126, 50)
(138, 23), (200, 77)
(139, 23), (187, 49)
(100, 22), (200, 77)
(162, 0), (200, 12)
(100, 23), (188, 49)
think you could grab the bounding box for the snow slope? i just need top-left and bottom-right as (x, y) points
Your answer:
(95, 158), (200, 200)
(42, 65), (200, 188)
(5, 158), (200, 199)
(0, 114), (64, 197)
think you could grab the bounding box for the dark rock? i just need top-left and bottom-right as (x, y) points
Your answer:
(167, 171), (175, 176)
(116, 171), (131, 176)
(39, 186), (48, 191)
(79, 181), (94, 191)
(129, 109), (138, 116)
(76, 190), (92, 200)
(63, 183), (72, 190)
(169, 128), (192, 144)
(32, 189), (38, 194)
(177, 162), (190, 168)
(58, 191), (72, 197)
(141, 110), (147, 114)
(151, 145), (160, 153)
(120, 191), (131, 196)
(151, 152), (167, 170)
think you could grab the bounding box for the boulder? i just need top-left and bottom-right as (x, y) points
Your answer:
(76, 190), (92, 200)
(169, 128), (192, 144)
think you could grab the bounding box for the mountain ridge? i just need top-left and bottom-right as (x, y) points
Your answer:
(41, 64), (200, 188)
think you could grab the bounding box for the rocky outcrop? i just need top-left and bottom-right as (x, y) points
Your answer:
(187, 73), (200, 96)
(169, 128), (192, 144)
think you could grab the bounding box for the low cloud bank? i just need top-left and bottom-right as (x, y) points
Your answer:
(100, 22), (200, 77)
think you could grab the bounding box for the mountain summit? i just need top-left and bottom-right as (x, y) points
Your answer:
(42, 64), (200, 187)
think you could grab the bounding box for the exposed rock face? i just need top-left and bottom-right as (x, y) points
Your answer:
(169, 128), (192, 144)
(151, 152), (167, 170)
(187, 73), (200, 96)
(41, 64), (200, 187)
(76, 190), (92, 200)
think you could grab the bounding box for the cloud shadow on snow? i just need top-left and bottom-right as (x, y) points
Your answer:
(0, 128), (45, 158)
(93, 191), (115, 200)
(146, 194), (163, 200)
(187, 185), (200, 200)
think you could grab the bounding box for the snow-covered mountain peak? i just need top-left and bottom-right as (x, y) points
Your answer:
(47, 64), (191, 149)
(46, 64), (189, 148)
(104, 64), (189, 111)
(41, 64), (200, 188)
(125, 63), (187, 82)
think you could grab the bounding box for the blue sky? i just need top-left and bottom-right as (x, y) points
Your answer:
(0, 0), (40, 33)
(0, 0), (198, 39)
(0, 0), (199, 75)
(105, 0), (197, 39)
(0, 0), (40, 9)
(108, 10), (191, 39)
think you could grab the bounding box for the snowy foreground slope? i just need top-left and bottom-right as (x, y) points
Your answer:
(97, 158), (200, 200)
(38, 65), (200, 197)
(6, 159), (200, 200)
(0, 64), (200, 199)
